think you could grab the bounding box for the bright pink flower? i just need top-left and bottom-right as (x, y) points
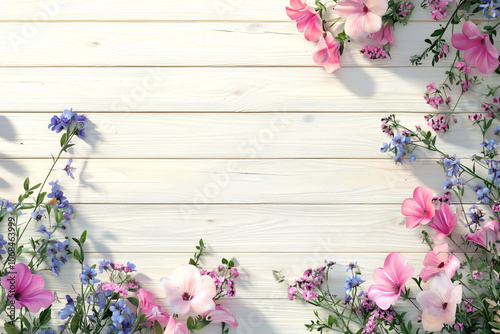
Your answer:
(335, 0), (389, 39)
(451, 21), (500, 74)
(204, 304), (238, 329)
(137, 288), (170, 328)
(161, 264), (216, 315)
(466, 219), (500, 250)
(367, 253), (415, 310)
(416, 271), (462, 332)
(419, 243), (460, 283)
(0, 263), (54, 313)
(370, 23), (394, 45)
(428, 203), (457, 240)
(163, 317), (189, 334)
(401, 186), (436, 229)
(312, 32), (342, 73)
(472, 270), (483, 279)
(101, 282), (128, 297)
(286, 0), (323, 41)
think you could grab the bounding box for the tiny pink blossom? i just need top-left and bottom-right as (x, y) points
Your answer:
(416, 271), (462, 332)
(401, 186), (436, 229)
(0, 263), (54, 313)
(367, 253), (415, 310)
(451, 21), (500, 74)
(164, 316), (189, 334)
(428, 203), (457, 240)
(419, 243), (460, 283)
(286, 0), (323, 41)
(204, 304), (238, 329)
(472, 270), (483, 279)
(370, 23), (394, 45)
(335, 0), (389, 39)
(426, 83), (436, 90)
(312, 32), (342, 73)
(466, 219), (500, 250)
(137, 288), (170, 328)
(469, 113), (482, 122)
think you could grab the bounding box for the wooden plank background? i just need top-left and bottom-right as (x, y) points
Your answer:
(0, 1), (490, 332)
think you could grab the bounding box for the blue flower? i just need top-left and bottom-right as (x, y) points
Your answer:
(47, 181), (69, 208)
(38, 329), (57, 334)
(381, 142), (390, 153)
(409, 154), (416, 162)
(494, 125), (500, 136)
(110, 300), (130, 326)
(0, 235), (7, 255)
(344, 275), (365, 292)
(442, 178), (456, 190)
(467, 205), (485, 226)
(346, 261), (358, 272)
(60, 108), (74, 127)
(48, 115), (64, 133)
(98, 259), (111, 273)
(73, 113), (88, 139)
(62, 205), (74, 225)
(394, 147), (408, 165)
(126, 262), (136, 272)
(479, 0), (500, 18)
(31, 208), (45, 222)
(58, 295), (75, 320)
(81, 266), (100, 285)
(63, 159), (77, 179)
(443, 157), (460, 177)
(473, 183), (490, 204)
(36, 225), (52, 240)
(482, 139), (499, 151)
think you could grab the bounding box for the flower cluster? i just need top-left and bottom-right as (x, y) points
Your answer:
(201, 258), (239, 298)
(48, 108), (88, 138)
(360, 45), (388, 60)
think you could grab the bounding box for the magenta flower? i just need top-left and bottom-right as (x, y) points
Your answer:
(204, 304), (238, 329)
(367, 253), (415, 310)
(164, 316), (189, 334)
(401, 186), (436, 229)
(137, 288), (170, 328)
(466, 219), (500, 250)
(286, 0), (323, 41)
(419, 243), (460, 283)
(0, 263), (54, 313)
(416, 271), (462, 332)
(428, 203), (457, 240)
(161, 264), (216, 315)
(312, 32), (342, 73)
(451, 21), (500, 74)
(370, 23), (394, 45)
(335, 0), (389, 39)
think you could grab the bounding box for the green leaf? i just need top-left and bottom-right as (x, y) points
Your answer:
(4, 323), (20, 334)
(127, 297), (139, 307)
(193, 320), (211, 331)
(60, 133), (68, 147)
(23, 177), (30, 191)
(80, 230), (87, 244)
(70, 315), (80, 333)
(30, 183), (41, 191)
(39, 306), (52, 326)
(73, 249), (81, 263)
(187, 317), (195, 331)
(21, 316), (31, 330)
(36, 192), (47, 206)
(154, 321), (163, 334)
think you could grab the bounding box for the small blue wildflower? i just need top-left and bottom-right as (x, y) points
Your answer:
(31, 208), (45, 222)
(47, 181), (69, 208)
(110, 300), (130, 326)
(409, 154), (416, 162)
(81, 266), (100, 285)
(63, 159), (76, 179)
(47, 239), (69, 276)
(73, 114), (88, 139)
(0, 235), (7, 255)
(467, 205), (485, 226)
(346, 261), (358, 272)
(473, 183), (490, 204)
(479, 0), (500, 18)
(482, 139), (499, 151)
(60, 108), (74, 127)
(344, 275), (365, 292)
(343, 294), (352, 305)
(108, 312), (135, 334)
(126, 262), (136, 272)
(98, 259), (111, 273)
(48, 115), (64, 133)
(443, 157), (461, 177)
(381, 142), (390, 153)
(442, 178), (456, 190)
(36, 225), (52, 240)
(495, 125), (500, 136)
(62, 205), (74, 225)
(58, 295), (75, 320)
(394, 147), (408, 165)
(391, 133), (411, 148)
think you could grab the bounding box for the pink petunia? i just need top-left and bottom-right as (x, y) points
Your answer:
(204, 304), (238, 329)
(161, 264), (216, 316)
(466, 219), (500, 250)
(286, 0), (323, 41)
(428, 203), (457, 240)
(370, 23), (394, 45)
(312, 32), (342, 73)
(163, 316), (190, 334)
(416, 271), (462, 332)
(419, 243), (460, 283)
(367, 253), (415, 310)
(451, 21), (500, 74)
(335, 0), (389, 40)
(0, 263), (54, 313)
(401, 186), (436, 229)
(137, 288), (170, 328)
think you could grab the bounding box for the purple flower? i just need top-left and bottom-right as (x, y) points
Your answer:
(345, 275), (365, 292)
(482, 139), (499, 151)
(48, 115), (64, 133)
(443, 157), (460, 177)
(60, 108), (73, 127)
(81, 266), (100, 285)
(63, 159), (76, 179)
(47, 180), (69, 208)
(0, 235), (7, 255)
(58, 295), (75, 320)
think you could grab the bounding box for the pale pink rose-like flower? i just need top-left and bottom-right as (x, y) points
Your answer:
(161, 264), (216, 315)
(0, 263), (54, 313)
(367, 253), (415, 310)
(417, 271), (462, 332)
(419, 243), (460, 283)
(335, 0), (389, 39)
(137, 288), (170, 328)
(466, 219), (500, 250)
(370, 23), (394, 45)
(401, 186), (436, 229)
(164, 316), (190, 334)
(204, 304), (238, 329)
(451, 21), (500, 74)
(286, 0), (323, 41)
(429, 203), (457, 240)
(312, 32), (342, 73)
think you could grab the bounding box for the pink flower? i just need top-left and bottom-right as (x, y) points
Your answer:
(204, 304), (238, 329)
(472, 270), (483, 279)
(0, 263), (54, 313)
(466, 219), (500, 250)
(367, 253), (415, 310)
(428, 203), (457, 240)
(164, 317), (189, 334)
(401, 186), (436, 229)
(451, 21), (500, 74)
(137, 288), (170, 328)
(416, 271), (462, 332)
(286, 0), (323, 41)
(161, 264), (216, 315)
(335, 0), (389, 40)
(419, 243), (460, 283)
(100, 282), (128, 297)
(312, 32), (342, 73)
(370, 23), (394, 45)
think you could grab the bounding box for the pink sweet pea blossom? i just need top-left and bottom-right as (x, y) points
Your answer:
(286, 0), (323, 41)
(0, 263), (54, 313)
(401, 186), (436, 229)
(466, 219), (500, 250)
(367, 253), (415, 310)
(370, 23), (394, 45)
(428, 203), (457, 240)
(161, 264), (216, 315)
(416, 271), (462, 332)
(137, 288), (170, 328)
(204, 304), (238, 329)
(335, 0), (389, 40)
(419, 243), (460, 283)
(164, 317), (189, 334)
(312, 32), (342, 73)
(451, 21), (500, 74)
